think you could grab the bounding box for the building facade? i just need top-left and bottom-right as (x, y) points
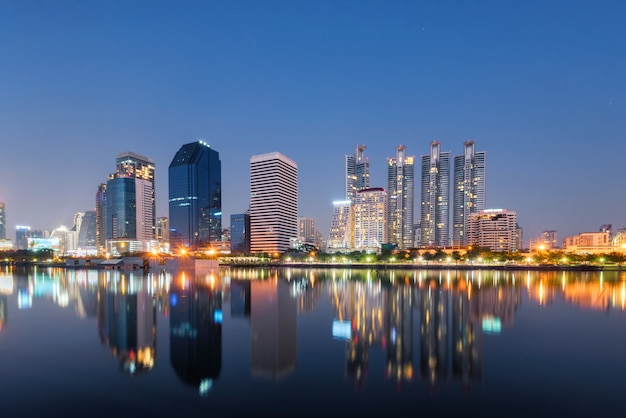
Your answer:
(387, 145), (415, 249)
(562, 231), (611, 253)
(96, 183), (107, 254)
(541, 230), (558, 249)
(77, 210), (97, 255)
(230, 212), (250, 254)
(467, 209), (518, 252)
(353, 188), (387, 253)
(116, 152), (156, 240)
(100, 152), (156, 254)
(452, 140), (486, 247)
(421, 141), (450, 247)
(345, 145), (369, 203)
(327, 200), (353, 253)
(0, 202), (5, 240)
(168, 141), (222, 251)
(249, 152), (298, 254)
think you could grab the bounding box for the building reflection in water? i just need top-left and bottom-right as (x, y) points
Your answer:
(170, 270), (222, 395)
(250, 277), (297, 380)
(386, 278), (413, 386)
(97, 271), (156, 376)
(0, 295), (7, 331)
(230, 279), (251, 319)
(420, 280), (449, 388)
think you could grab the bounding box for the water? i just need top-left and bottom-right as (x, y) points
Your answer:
(1, 265), (626, 417)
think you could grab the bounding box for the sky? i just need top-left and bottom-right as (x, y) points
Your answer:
(1, 0), (625, 246)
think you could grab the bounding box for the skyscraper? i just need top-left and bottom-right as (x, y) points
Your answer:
(102, 151), (156, 254)
(453, 140), (486, 247)
(387, 145), (415, 249)
(230, 212), (250, 254)
(95, 183), (107, 254)
(353, 188), (387, 252)
(420, 141), (450, 247)
(0, 202), (5, 240)
(169, 141), (222, 250)
(116, 151), (156, 240)
(327, 200), (352, 252)
(249, 152), (298, 254)
(77, 210), (97, 255)
(345, 145), (369, 203)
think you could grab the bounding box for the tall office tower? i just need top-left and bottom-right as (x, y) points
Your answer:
(327, 200), (352, 252)
(452, 140), (486, 247)
(0, 202), (5, 240)
(104, 152), (155, 247)
(420, 141), (450, 247)
(168, 141), (222, 250)
(353, 188), (387, 252)
(387, 145), (415, 249)
(116, 152), (156, 239)
(467, 209), (518, 252)
(96, 183), (107, 254)
(230, 212), (250, 254)
(249, 152), (298, 254)
(345, 145), (369, 203)
(77, 211), (97, 254)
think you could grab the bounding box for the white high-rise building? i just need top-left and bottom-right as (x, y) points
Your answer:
(327, 200), (352, 252)
(453, 140), (486, 247)
(421, 141), (450, 247)
(354, 188), (387, 253)
(387, 145), (415, 249)
(345, 145), (369, 203)
(250, 152), (298, 254)
(467, 209), (518, 252)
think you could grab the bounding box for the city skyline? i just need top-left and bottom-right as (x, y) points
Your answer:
(2, 1), (625, 244)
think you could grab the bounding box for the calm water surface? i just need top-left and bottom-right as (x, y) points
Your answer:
(1, 266), (626, 417)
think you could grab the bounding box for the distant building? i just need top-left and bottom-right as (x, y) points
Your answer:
(345, 145), (369, 203)
(562, 231), (611, 253)
(353, 188), (387, 253)
(541, 230), (558, 249)
(387, 145), (415, 249)
(421, 141), (450, 247)
(15, 225), (31, 250)
(169, 141), (222, 251)
(96, 183), (107, 254)
(467, 209), (518, 252)
(249, 152), (298, 254)
(156, 216), (169, 243)
(453, 140), (486, 247)
(298, 217), (323, 250)
(0, 202), (5, 240)
(327, 200), (352, 253)
(230, 212), (250, 254)
(77, 211), (97, 255)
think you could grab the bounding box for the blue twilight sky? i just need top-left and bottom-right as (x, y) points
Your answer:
(1, 0), (625, 245)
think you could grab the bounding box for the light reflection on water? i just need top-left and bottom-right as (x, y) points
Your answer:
(1, 265), (626, 417)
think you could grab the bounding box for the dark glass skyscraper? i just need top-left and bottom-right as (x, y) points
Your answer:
(169, 141), (222, 250)
(230, 212), (250, 254)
